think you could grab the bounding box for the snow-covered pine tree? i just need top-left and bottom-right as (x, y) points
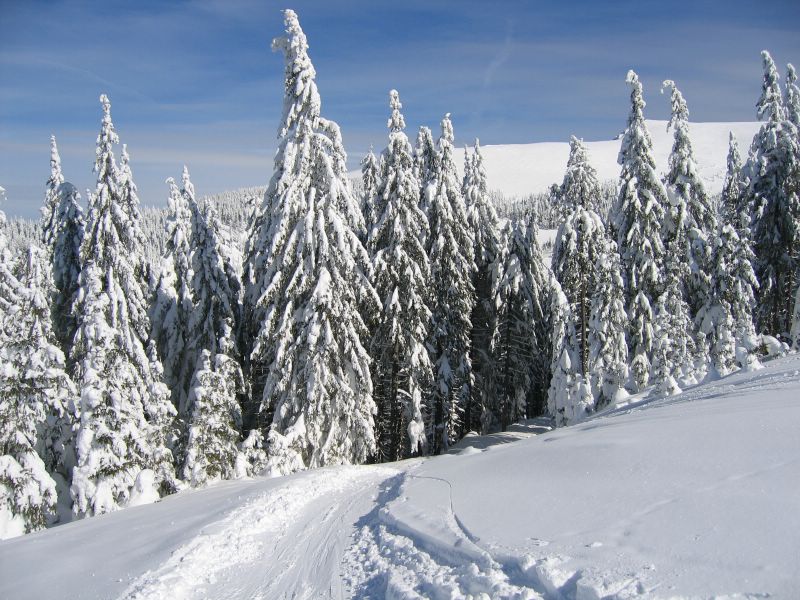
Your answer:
(360, 148), (380, 246)
(552, 141), (606, 379)
(69, 95), (177, 517)
(588, 240), (628, 407)
(414, 125), (439, 220)
(41, 136), (65, 246)
(612, 70), (666, 377)
(697, 224), (761, 375)
(785, 63), (800, 129)
(560, 136), (601, 212)
(747, 51), (800, 337)
(42, 171), (85, 359)
(243, 10), (378, 475)
(182, 350), (244, 486)
(182, 167), (246, 483)
(0, 247), (77, 537)
(462, 140), (501, 435)
(721, 132), (745, 229)
(628, 289), (655, 392)
(369, 90), (432, 461)
(491, 218), (551, 430)
(547, 279), (593, 427)
(150, 177), (193, 417)
(661, 80), (715, 319)
(649, 231), (696, 397)
(425, 113), (475, 454)
(118, 144), (152, 290)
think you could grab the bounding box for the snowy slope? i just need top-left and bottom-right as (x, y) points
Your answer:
(2, 354), (799, 599)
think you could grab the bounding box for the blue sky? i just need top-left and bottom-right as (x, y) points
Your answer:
(1, 0), (799, 218)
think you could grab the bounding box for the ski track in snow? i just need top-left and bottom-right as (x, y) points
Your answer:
(119, 465), (399, 600)
(343, 468), (654, 600)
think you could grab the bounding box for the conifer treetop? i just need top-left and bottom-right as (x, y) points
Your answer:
(786, 63), (800, 126)
(388, 90), (406, 133)
(272, 8), (320, 138)
(49, 135), (64, 190)
(757, 50), (785, 123)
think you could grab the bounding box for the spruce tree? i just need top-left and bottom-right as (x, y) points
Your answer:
(360, 148), (380, 246)
(662, 80), (715, 319)
(369, 90), (432, 461)
(612, 70), (666, 378)
(425, 113), (475, 454)
(649, 233), (696, 397)
(463, 140), (501, 435)
(0, 248), (76, 536)
(70, 94), (176, 517)
(41, 135), (65, 247)
(182, 168), (246, 483)
(414, 125), (439, 219)
(243, 10), (378, 475)
(785, 63), (800, 129)
(41, 138), (85, 357)
(721, 132), (745, 229)
(552, 207), (605, 374)
(547, 279), (593, 427)
(747, 51), (800, 336)
(697, 224), (761, 375)
(491, 218), (551, 430)
(588, 241), (628, 407)
(150, 177), (193, 417)
(560, 136), (601, 212)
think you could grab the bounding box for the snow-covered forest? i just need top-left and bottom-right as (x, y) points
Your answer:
(1, 8), (799, 546)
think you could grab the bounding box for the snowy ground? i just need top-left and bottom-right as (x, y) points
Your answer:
(2, 353), (799, 599)
(467, 120), (760, 200)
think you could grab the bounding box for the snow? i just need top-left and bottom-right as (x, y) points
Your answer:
(364, 120), (759, 202)
(2, 354), (799, 599)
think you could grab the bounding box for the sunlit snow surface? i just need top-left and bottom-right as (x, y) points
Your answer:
(461, 120), (761, 201)
(2, 354), (799, 599)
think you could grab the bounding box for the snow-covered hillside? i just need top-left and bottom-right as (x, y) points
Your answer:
(2, 353), (798, 599)
(446, 120), (760, 200)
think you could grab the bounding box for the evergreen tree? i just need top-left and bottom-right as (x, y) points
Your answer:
(182, 350), (244, 486)
(649, 234), (696, 397)
(628, 290), (655, 392)
(0, 248), (76, 536)
(662, 80), (715, 318)
(463, 140), (501, 435)
(243, 11), (378, 475)
(41, 135), (65, 246)
(612, 70), (666, 376)
(491, 218), (551, 430)
(721, 132), (745, 229)
(697, 224), (761, 375)
(559, 136), (601, 212)
(425, 113), (475, 454)
(588, 241), (628, 407)
(747, 51), (800, 336)
(414, 125), (439, 219)
(547, 279), (593, 427)
(69, 94), (176, 517)
(369, 90), (432, 461)
(787, 63), (800, 129)
(182, 167), (246, 482)
(41, 137), (85, 357)
(150, 177), (193, 416)
(360, 148), (380, 246)
(551, 206), (605, 374)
